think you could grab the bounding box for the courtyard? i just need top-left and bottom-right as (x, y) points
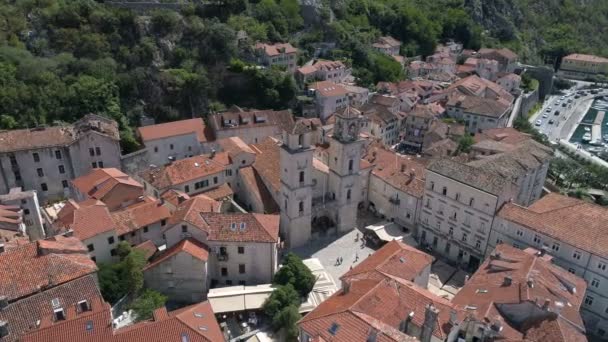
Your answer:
(291, 210), (466, 299)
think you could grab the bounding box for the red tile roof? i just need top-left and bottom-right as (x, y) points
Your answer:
(200, 183), (233, 201)
(143, 238), (209, 271)
(341, 240), (433, 284)
(167, 195), (221, 229)
(310, 81), (348, 97)
(250, 137), (281, 195)
(54, 200), (116, 241)
(0, 275), (102, 342)
(362, 142), (428, 197)
(134, 240), (158, 260)
(0, 237), (97, 302)
(217, 137), (255, 158)
(300, 277), (462, 341)
(22, 298), (223, 342)
(138, 118), (209, 143)
(71, 168), (143, 204)
(209, 108), (295, 133)
(239, 166), (280, 214)
(138, 153), (229, 189)
(199, 212), (279, 243)
(0, 115), (119, 153)
(498, 193), (608, 259)
(255, 42), (297, 56)
(111, 197), (171, 236)
(452, 244), (587, 341)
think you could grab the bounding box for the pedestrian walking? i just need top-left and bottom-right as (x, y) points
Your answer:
(355, 253), (359, 262)
(335, 257), (340, 266)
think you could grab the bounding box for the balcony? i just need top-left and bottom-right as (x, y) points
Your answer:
(388, 197), (401, 205)
(217, 253), (229, 262)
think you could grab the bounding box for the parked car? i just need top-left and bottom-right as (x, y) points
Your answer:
(542, 113), (548, 118)
(535, 120), (542, 126)
(554, 110), (560, 116)
(549, 119), (555, 124)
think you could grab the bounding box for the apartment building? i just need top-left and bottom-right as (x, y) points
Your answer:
(20, 299), (223, 342)
(358, 104), (401, 147)
(361, 143), (427, 231)
(207, 107), (295, 144)
(70, 168), (144, 211)
(372, 36), (402, 56)
(255, 42), (298, 73)
(161, 212), (279, 289)
(477, 48), (519, 72)
(558, 53), (608, 79)
(418, 158), (517, 271)
(452, 244), (587, 342)
(0, 114), (121, 202)
(0, 188), (45, 240)
(445, 75), (515, 133)
(489, 193), (608, 337)
(137, 118), (213, 166)
(0, 236), (101, 342)
(309, 80), (350, 121)
(401, 104), (441, 152)
(296, 59), (350, 85)
(138, 152), (230, 198)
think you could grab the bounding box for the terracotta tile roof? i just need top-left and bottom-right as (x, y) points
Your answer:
(446, 75), (514, 115)
(563, 53), (608, 63)
(110, 197), (171, 236)
(54, 200), (116, 241)
(427, 158), (512, 195)
(0, 115), (119, 153)
(134, 240), (157, 260)
(167, 194), (221, 229)
(362, 143), (428, 197)
(0, 275), (102, 342)
(0, 237), (97, 302)
(341, 240), (433, 284)
(200, 183), (233, 201)
(160, 189), (190, 208)
(478, 48), (518, 61)
(209, 107), (295, 133)
(447, 94), (511, 118)
(22, 298), (223, 342)
(498, 193), (608, 259)
(467, 140), (553, 179)
(71, 168), (143, 202)
(138, 118), (209, 143)
(217, 137), (255, 158)
(138, 153), (229, 189)
(374, 36), (401, 48)
(452, 244), (587, 341)
(300, 277), (462, 341)
(144, 238), (209, 271)
(474, 127), (531, 145)
(239, 166), (280, 214)
(200, 212), (279, 243)
(250, 137), (281, 195)
(310, 81), (348, 97)
(255, 42), (297, 56)
(297, 64), (317, 75)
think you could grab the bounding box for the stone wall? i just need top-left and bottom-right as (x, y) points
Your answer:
(120, 148), (151, 176)
(518, 88), (539, 119)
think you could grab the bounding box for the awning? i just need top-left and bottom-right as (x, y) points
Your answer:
(208, 285), (274, 314)
(365, 222), (404, 242)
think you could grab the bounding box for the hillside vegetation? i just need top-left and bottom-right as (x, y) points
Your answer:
(0, 0), (605, 150)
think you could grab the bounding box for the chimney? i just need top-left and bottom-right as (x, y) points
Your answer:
(539, 245), (548, 256)
(420, 304), (439, 342)
(158, 198), (165, 206)
(0, 296), (8, 310)
(527, 278), (534, 288)
(0, 321), (8, 338)
(63, 230), (74, 238)
(554, 301), (565, 314)
(210, 149), (216, 159)
(503, 276), (512, 287)
(401, 311), (414, 333)
(542, 298), (551, 311)
(0, 244), (4, 254)
(401, 163), (406, 173)
(464, 275), (469, 283)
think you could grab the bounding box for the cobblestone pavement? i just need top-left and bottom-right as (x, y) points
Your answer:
(291, 228), (376, 284)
